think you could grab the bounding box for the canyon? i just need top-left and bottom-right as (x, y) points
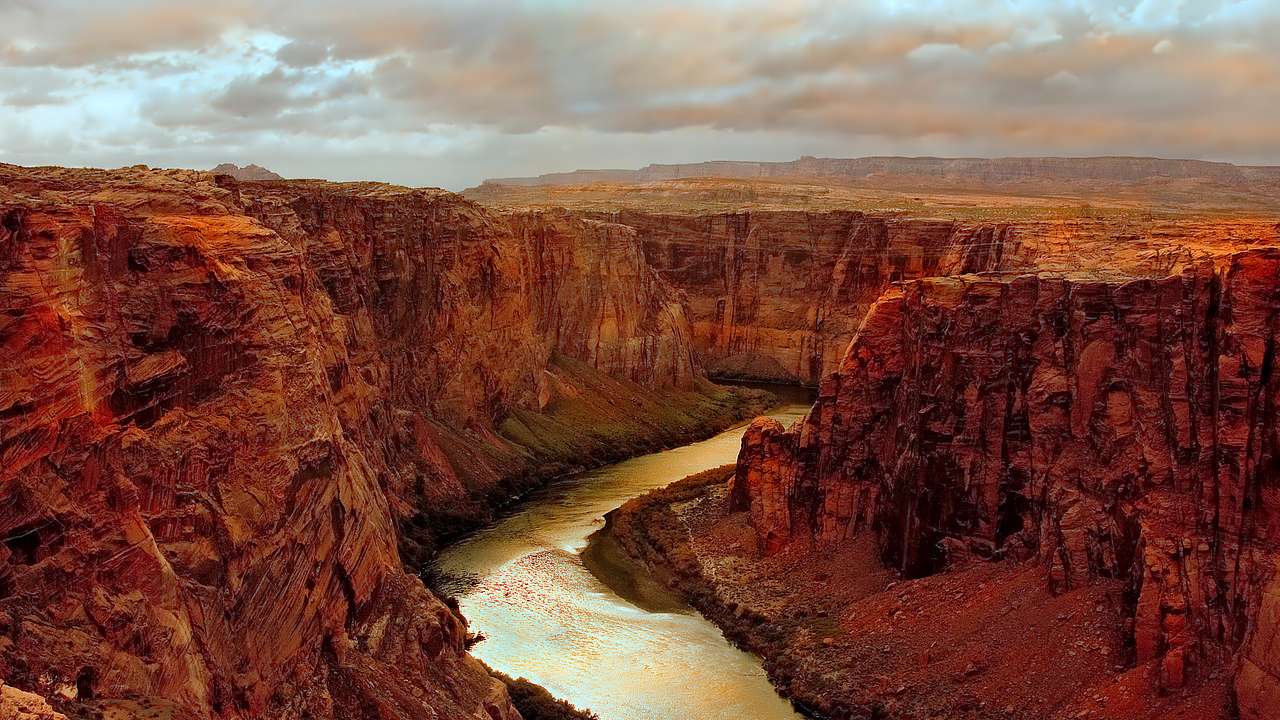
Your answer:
(2, 158), (1279, 720)
(0, 164), (762, 719)
(582, 180), (1280, 715)
(580, 211), (1276, 386)
(724, 260), (1280, 717)
(470, 161), (1280, 389)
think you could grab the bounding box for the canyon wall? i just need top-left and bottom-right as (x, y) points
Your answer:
(591, 210), (1275, 387)
(6, 161), (1276, 717)
(599, 210), (1016, 384)
(502, 211), (696, 391)
(0, 165), (706, 718)
(731, 258), (1280, 715)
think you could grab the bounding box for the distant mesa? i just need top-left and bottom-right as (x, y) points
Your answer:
(211, 163), (284, 181)
(474, 155), (1280, 190)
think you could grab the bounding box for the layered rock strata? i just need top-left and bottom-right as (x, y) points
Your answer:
(596, 210), (1015, 384)
(590, 209), (1277, 386)
(597, 467), (1214, 720)
(731, 257), (1280, 715)
(0, 165), (730, 719)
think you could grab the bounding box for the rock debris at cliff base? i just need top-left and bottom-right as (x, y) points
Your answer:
(602, 466), (1236, 719)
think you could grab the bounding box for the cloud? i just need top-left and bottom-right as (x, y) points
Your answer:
(1043, 70), (1086, 92)
(2, 87), (65, 106)
(211, 69), (295, 119)
(0, 0), (1278, 188)
(276, 40), (330, 68)
(1, 1), (257, 67)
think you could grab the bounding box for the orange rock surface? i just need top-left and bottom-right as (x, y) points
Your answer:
(474, 174), (1280, 386)
(6, 159), (1280, 719)
(0, 680), (65, 720)
(608, 210), (1276, 384)
(0, 164), (719, 718)
(591, 211), (1006, 384)
(731, 258), (1280, 716)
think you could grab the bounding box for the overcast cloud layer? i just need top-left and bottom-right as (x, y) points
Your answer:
(1, 0), (1277, 189)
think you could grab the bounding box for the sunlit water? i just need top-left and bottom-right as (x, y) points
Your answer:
(434, 390), (812, 720)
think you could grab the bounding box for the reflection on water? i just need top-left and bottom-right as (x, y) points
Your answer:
(434, 399), (811, 720)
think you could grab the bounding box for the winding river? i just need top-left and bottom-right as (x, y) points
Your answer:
(434, 387), (813, 720)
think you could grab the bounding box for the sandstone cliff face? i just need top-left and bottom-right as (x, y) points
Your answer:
(502, 210), (696, 391)
(592, 209), (1274, 386)
(731, 258), (1280, 715)
(597, 210), (1014, 384)
(0, 165), (701, 718)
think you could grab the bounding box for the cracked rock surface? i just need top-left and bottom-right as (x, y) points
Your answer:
(0, 165), (724, 719)
(732, 258), (1280, 716)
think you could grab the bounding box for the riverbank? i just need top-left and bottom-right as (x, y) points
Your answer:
(412, 370), (776, 719)
(400, 356), (778, 567)
(486, 666), (599, 720)
(593, 467), (1235, 720)
(433, 403), (811, 720)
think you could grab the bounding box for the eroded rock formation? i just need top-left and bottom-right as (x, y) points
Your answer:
(597, 210), (1014, 384)
(581, 209), (1277, 386)
(0, 165), (716, 719)
(7, 158), (1278, 718)
(731, 257), (1280, 715)
(210, 164), (283, 182)
(0, 680), (66, 720)
(503, 210), (696, 390)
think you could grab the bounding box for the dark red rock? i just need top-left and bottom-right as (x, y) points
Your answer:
(732, 259), (1280, 715)
(0, 165), (707, 719)
(605, 210), (1015, 384)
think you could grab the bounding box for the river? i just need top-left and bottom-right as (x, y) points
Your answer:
(433, 387), (812, 720)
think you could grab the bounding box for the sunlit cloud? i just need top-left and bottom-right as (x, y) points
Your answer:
(1, 0), (1278, 189)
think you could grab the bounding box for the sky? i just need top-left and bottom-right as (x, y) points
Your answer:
(1, 0), (1278, 190)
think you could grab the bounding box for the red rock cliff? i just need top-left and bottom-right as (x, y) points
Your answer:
(597, 210), (1017, 384)
(732, 258), (1280, 716)
(0, 165), (701, 718)
(595, 209), (1276, 386)
(502, 210), (696, 390)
